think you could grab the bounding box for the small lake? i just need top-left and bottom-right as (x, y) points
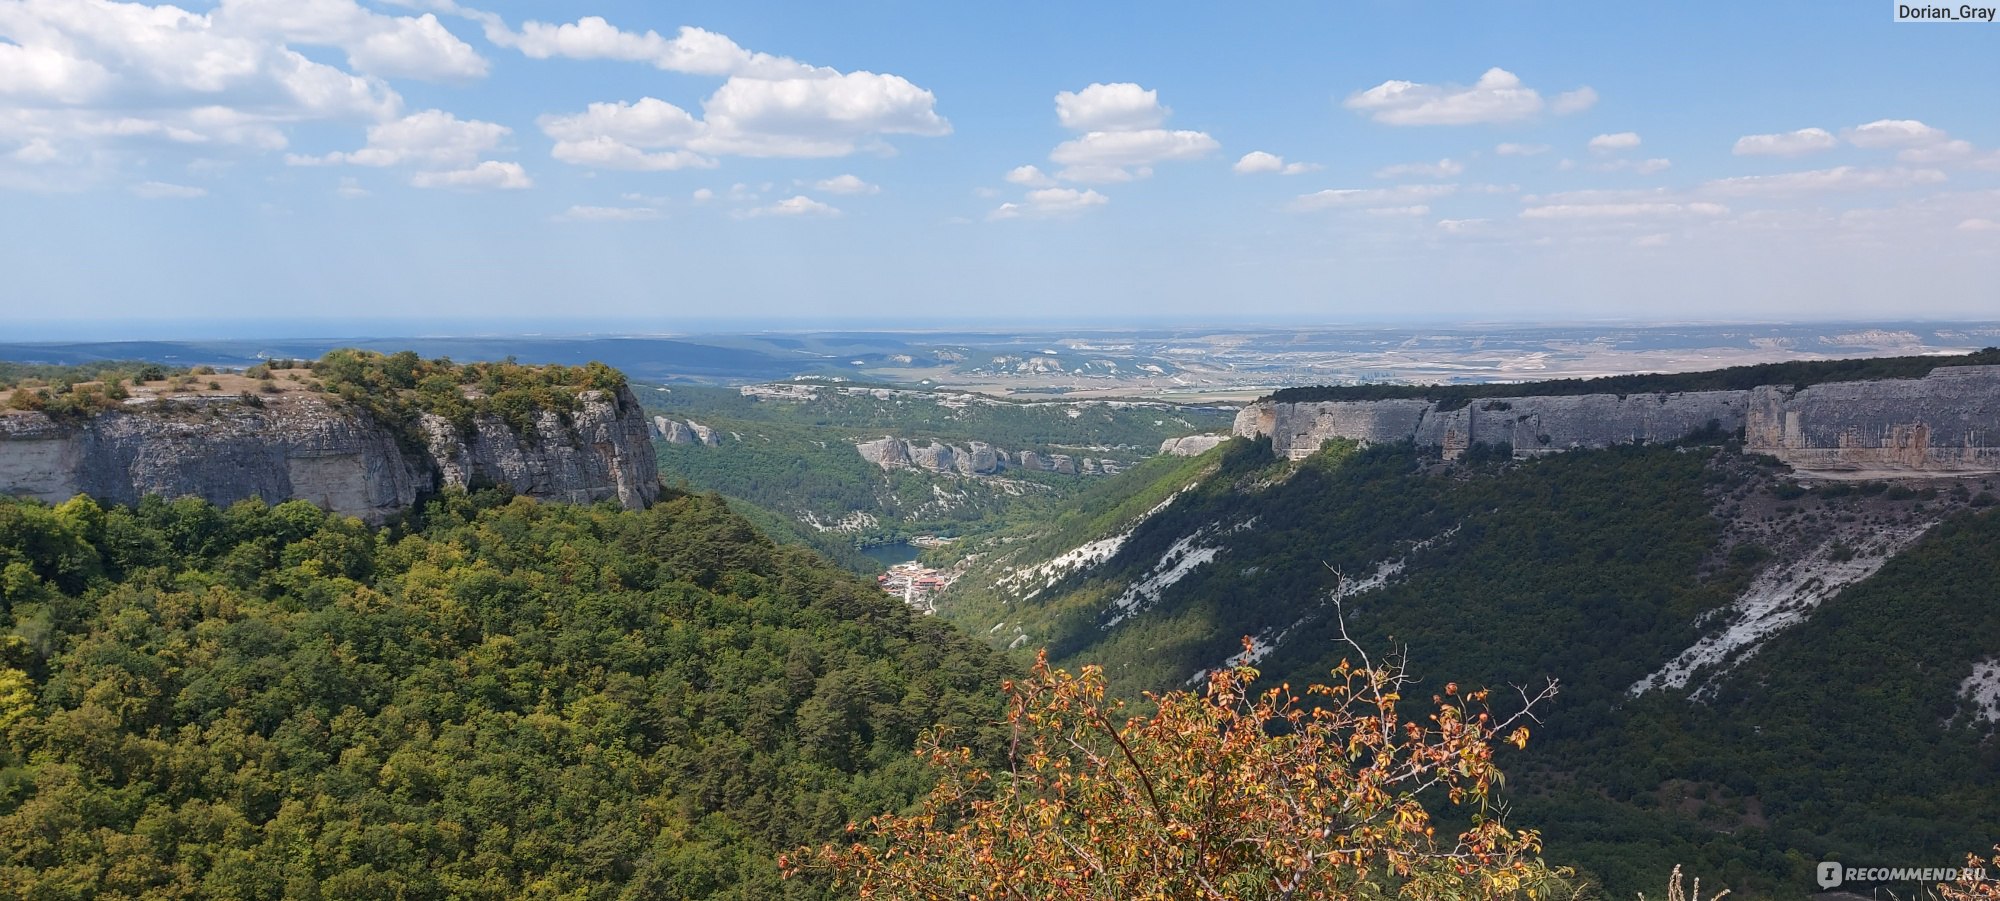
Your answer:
(859, 542), (922, 566)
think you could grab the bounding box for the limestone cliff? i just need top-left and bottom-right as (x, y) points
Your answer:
(1236, 365), (2000, 477)
(853, 437), (1113, 477)
(0, 385), (660, 523)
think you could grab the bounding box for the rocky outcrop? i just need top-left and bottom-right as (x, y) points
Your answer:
(854, 437), (1113, 477)
(0, 386), (660, 523)
(652, 416), (717, 446)
(684, 420), (720, 446)
(1159, 434), (1230, 456)
(1236, 365), (2000, 477)
(1744, 367), (2000, 477)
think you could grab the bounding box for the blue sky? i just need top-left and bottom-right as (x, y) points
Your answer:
(2, 0), (1998, 334)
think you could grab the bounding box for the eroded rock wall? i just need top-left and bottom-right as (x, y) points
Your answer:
(0, 385), (660, 523)
(1236, 365), (2000, 477)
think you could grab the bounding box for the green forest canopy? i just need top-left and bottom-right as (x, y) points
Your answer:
(0, 489), (1010, 899)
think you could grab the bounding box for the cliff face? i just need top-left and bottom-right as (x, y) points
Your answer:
(1236, 365), (2000, 477)
(0, 386), (660, 523)
(853, 437), (1109, 477)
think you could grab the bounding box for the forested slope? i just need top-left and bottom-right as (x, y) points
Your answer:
(937, 437), (2000, 899)
(0, 489), (1011, 899)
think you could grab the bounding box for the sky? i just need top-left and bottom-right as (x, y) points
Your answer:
(2, 0), (1998, 335)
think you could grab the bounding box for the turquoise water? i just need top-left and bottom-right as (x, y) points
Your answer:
(859, 542), (921, 566)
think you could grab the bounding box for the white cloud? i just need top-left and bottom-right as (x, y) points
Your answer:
(1290, 184), (1458, 212)
(288, 109), (506, 167)
(555, 204), (660, 222)
(539, 71), (950, 167)
(1054, 83), (1166, 132)
(1374, 158), (1463, 179)
(214, 0), (487, 81)
(1551, 86), (1599, 115)
(1845, 119), (1947, 149)
(1956, 218), (1999, 231)
(1028, 83), (1217, 183)
(1521, 202), (1728, 219)
(131, 180), (206, 199)
(335, 176), (367, 198)
(1588, 132), (1641, 153)
(1495, 142), (1549, 156)
(1701, 166), (1947, 197)
(1365, 205), (1430, 216)
(1234, 151), (1303, 175)
(1005, 164), (1056, 187)
(538, 97), (714, 170)
(690, 187), (713, 202)
(1049, 129), (1219, 168)
(989, 187), (1108, 220)
(551, 138), (711, 171)
(697, 72), (950, 156)
(1437, 218), (1490, 233)
(1733, 127), (1837, 157)
(486, 17), (813, 79)
(1345, 68), (1587, 126)
(410, 160), (530, 190)
(814, 173), (878, 194)
(0, 0), (413, 183)
(740, 195), (840, 218)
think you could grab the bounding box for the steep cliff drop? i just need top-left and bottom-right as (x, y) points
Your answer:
(0, 365), (660, 523)
(1235, 363), (2000, 478)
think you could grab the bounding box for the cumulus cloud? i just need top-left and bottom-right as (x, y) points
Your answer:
(1700, 166), (1947, 196)
(1845, 119), (1947, 149)
(1290, 184), (1458, 212)
(213, 0), (487, 81)
(538, 70), (949, 167)
(1588, 132), (1641, 153)
(1233, 151), (1318, 175)
(0, 0), (411, 180)
(1027, 82), (1218, 184)
(1733, 127), (1837, 157)
(1495, 142), (1550, 156)
(1345, 68), (1590, 126)
(491, 13), (947, 168)
(1959, 218), (2000, 231)
(742, 195), (840, 217)
(483, 16), (814, 79)
(1049, 129), (1218, 172)
(555, 204), (661, 222)
(814, 174), (878, 194)
(989, 187), (1108, 220)
(1374, 158), (1463, 179)
(1365, 205), (1430, 216)
(0, 0), (539, 194)
(288, 109), (507, 167)
(410, 160), (530, 190)
(1005, 164), (1056, 187)
(1054, 83), (1167, 131)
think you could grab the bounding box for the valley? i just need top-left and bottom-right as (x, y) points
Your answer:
(5, 345), (2000, 899)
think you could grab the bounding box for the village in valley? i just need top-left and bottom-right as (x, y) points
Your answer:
(874, 536), (961, 614)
